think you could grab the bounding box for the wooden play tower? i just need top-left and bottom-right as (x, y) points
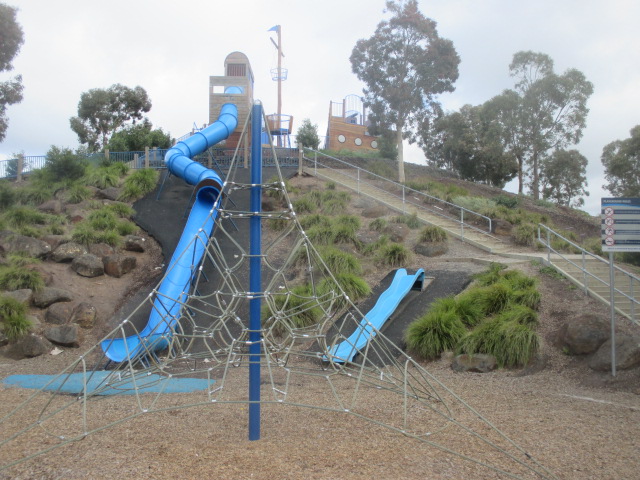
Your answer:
(208, 52), (254, 150)
(325, 94), (379, 152)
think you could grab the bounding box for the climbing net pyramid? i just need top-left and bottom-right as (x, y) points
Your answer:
(0, 135), (557, 478)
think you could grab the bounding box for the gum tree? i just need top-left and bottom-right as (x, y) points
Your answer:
(350, 0), (459, 183)
(540, 149), (589, 207)
(0, 2), (24, 142)
(601, 125), (640, 197)
(69, 84), (152, 152)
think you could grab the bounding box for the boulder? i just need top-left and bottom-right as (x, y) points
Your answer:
(97, 187), (121, 201)
(89, 243), (115, 258)
(51, 242), (88, 263)
(362, 204), (387, 219)
(38, 199), (63, 214)
(492, 219), (513, 236)
(451, 354), (497, 373)
(44, 324), (81, 348)
(384, 223), (410, 243)
(414, 242), (449, 257)
(103, 254), (137, 278)
(32, 287), (73, 308)
(0, 331), (7, 348)
(71, 254), (104, 278)
(5, 334), (53, 359)
(557, 314), (609, 355)
(71, 302), (97, 329)
(124, 235), (146, 253)
(41, 235), (71, 251)
(0, 230), (51, 259)
(1, 289), (33, 306)
(45, 302), (75, 325)
(589, 335), (640, 372)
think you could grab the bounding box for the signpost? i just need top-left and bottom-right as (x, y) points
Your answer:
(600, 197), (640, 376)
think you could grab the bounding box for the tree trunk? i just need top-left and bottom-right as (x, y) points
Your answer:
(517, 155), (524, 194)
(396, 127), (405, 184)
(532, 150), (539, 200)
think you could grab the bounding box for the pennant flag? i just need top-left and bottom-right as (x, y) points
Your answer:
(268, 25), (280, 32)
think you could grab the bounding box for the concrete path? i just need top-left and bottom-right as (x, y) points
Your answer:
(303, 165), (638, 323)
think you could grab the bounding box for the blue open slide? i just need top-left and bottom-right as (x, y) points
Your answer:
(100, 89), (242, 363)
(324, 268), (425, 364)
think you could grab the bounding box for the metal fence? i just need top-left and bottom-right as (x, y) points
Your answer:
(301, 148), (493, 236)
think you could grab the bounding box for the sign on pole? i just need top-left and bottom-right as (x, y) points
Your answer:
(601, 197), (640, 252)
(600, 197), (640, 377)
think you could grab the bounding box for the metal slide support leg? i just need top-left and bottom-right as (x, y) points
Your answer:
(248, 102), (263, 440)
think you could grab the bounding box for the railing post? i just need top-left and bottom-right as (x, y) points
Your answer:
(547, 229), (551, 263)
(144, 147), (150, 169)
(134, 153), (139, 170)
(402, 185), (406, 213)
(314, 151), (317, 177)
(16, 153), (24, 182)
(298, 148), (303, 176)
(357, 167), (360, 195)
(460, 209), (464, 241)
(582, 251), (588, 294)
(105, 149), (110, 162)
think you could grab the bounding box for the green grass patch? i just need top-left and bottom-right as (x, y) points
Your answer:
(369, 218), (387, 232)
(318, 247), (362, 276)
(376, 243), (410, 267)
(419, 225), (448, 243)
(0, 266), (44, 291)
(405, 309), (467, 360)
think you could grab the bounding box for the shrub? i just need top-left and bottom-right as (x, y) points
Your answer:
(394, 212), (421, 229)
(451, 293), (484, 327)
(108, 161), (129, 177)
(306, 224), (335, 245)
(119, 168), (158, 200)
(0, 181), (16, 209)
(318, 247), (361, 276)
(117, 220), (137, 236)
(321, 198), (346, 215)
(493, 194), (519, 209)
(317, 273), (371, 309)
(118, 183), (143, 202)
(7, 253), (40, 268)
(513, 223), (537, 247)
(0, 295), (32, 341)
(293, 197), (316, 214)
(451, 195), (497, 217)
(377, 243), (410, 267)
(474, 282), (513, 316)
(0, 266), (44, 291)
(43, 146), (88, 182)
(72, 225), (98, 246)
(334, 215), (361, 231)
(359, 234), (389, 256)
(299, 214), (331, 230)
(66, 184), (92, 204)
(95, 230), (121, 247)
(496, 304), (539, 327)
(419, 225), (448, 243)
(88, 209), (118, 231)
(3, 206), (48, 227)
(85, 166), (120, 189)
(369, 218), (387, 232)
(332, 224), (358, 244)
(325, 181), (336, 190)
(405, 309), (466, 360)
(106, 202), (135, 218)
(264, 284), (322, 335)
(472, 262), (507, 286)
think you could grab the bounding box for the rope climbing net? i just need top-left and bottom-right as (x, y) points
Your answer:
(0, 125), (557, 479)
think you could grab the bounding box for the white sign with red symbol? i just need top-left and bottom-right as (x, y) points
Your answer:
(601, 198), (640, 252)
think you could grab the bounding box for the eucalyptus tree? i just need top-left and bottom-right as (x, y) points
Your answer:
(489, 51), (593, 199)
(540, 149), (589, 207)
(0, 2), (24, 142)
(601, 125), (640, 197)
(350, 0), (459, 183)
(70, 84), (152, 152)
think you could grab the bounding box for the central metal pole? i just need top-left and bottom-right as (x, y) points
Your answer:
(249, 102), (263, 440)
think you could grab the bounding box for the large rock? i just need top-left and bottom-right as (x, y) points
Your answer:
(51, 242), (88, 263)
(492, 219), (513, 236)
(45, 302), (75, 325)
(38, 199), (63, 214)
(32, 287), (73, 308)
(557, 314), (609, 355)
(384, 223), (410, 243)
(71, 254), (104, 278)
(414, 242), (449, 257)
(0, 230), (51, 258)
(97, 187), (121, 201)
(103, 254), (137, 278)
(589, 335), (640, 371)
(41, 235), (71, 251)
(362, 204), (387, 219)
(1, 289), (33, 306)
(124, 235), (146, 253)
(89, 243), (115, 258)
(451, 354), (497, 373)
(4, 334), (53, 359)
(44, 324), (81, 348)
(71, 302), (97, 329)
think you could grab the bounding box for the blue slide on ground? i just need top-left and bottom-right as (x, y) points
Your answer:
(100, 91), (242, 363)
(324, 268), (425, 364)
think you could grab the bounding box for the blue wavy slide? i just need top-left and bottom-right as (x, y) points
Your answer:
(100, 90), (242, 363)
(324, 268), (425, 364)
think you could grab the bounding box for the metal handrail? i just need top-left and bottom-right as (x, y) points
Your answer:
(537, 223), (638, 324)
(301, 148), (493, 237)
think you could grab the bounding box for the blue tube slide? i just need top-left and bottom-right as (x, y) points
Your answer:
(101, 89), (241, 363)
(324, 268), (425, 364)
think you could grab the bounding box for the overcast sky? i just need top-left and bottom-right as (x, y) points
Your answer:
(2, 0), (639, 215)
